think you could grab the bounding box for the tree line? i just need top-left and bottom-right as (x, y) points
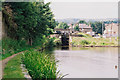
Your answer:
(56, 20), (106, 35)
(2, 2), (56, 45)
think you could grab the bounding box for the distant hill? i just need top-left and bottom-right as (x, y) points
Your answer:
(56, 18), (118, 24)
(56, 18), (80, 24)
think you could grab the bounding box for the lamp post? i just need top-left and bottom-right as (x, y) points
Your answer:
(111, 21), (113, 37)
(102, 21), (103, 37)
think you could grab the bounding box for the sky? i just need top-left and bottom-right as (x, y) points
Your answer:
(44, 0), (119, 19)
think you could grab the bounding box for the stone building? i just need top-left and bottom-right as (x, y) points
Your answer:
(78, 24), (92, 33)
(104, 23), (118, 37)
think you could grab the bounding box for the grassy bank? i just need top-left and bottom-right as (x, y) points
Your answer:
(0, 37), (31, 60)
(2, 37), (59, 79)
(3, 54), (25, 78)
(0, 37), (57, 60)
(22, 49), (59, 79)
(71, 33), (118, 46)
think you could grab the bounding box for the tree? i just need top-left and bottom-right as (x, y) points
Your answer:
(2, 2), (56, 45)
(90, 22), (97, 33)
(74, 24), (79, 31)
(90, 22), (105, 35)
(78, 20), (87, 25)
(56, 22), (69, 29)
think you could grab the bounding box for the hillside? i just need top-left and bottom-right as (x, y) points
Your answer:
(56, 18), (118, 24)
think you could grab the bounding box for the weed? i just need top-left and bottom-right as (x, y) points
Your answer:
(22, 50), (59, 79)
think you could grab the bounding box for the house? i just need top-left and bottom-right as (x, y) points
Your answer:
(71, 23), (94, 36)
(78, 24), (95, 36)
(78, 24), (92, 33)
(104, 23), (118, 37)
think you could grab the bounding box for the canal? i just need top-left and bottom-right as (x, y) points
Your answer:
(53, 47), (118, 78)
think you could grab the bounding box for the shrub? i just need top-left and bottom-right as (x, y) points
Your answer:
(22, 50), (59, 79)
(47, 38), (56, 47)
(80, 40), (90, 45)
(100, 42), (108, 45)
(92, 42), (96, 45)
(54, 38), (61, 46)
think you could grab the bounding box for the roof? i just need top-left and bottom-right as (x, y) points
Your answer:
(54, 28), (70, 31)
(79, 24), (91, 29)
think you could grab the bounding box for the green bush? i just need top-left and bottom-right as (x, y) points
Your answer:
(47, 38), (56, 47)
(92, 42), (96, 45)
(22, 49), (59, 79)
(33, 35), (47, 47)
(54, 38), (61, 46)
(80, 40), (90, 45)
(100, 42), (108, 45)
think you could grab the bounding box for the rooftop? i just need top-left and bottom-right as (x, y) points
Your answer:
(79, 24), (91, 29)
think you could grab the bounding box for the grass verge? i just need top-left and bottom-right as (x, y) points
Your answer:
(3, 54), (25, 78)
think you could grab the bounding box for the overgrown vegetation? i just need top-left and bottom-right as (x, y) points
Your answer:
(1, 36), (58, 60)
(22, 49), (59, 79)
(0, 37), (31, 60)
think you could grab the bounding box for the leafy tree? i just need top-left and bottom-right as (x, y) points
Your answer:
(74, 24), (79, 31)
(2, 2), (56, 45)
(90, 22), (97, 33)
(56, 22), (69, 29)
(79, 20), (87, 25)
(90, 22), (105, 35)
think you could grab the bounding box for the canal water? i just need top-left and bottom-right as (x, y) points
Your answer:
(53, 47), (118, 78)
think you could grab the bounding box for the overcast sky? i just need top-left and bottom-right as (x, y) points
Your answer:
(45, 0), (118, 19)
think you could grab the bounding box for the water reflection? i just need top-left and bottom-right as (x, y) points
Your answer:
(54, 47), (118, 78)
(42, 47), (55, 54)
(61, 46), (69, 50)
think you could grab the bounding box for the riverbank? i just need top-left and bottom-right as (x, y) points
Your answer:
(0, 37), (59, 60)
(22, 49), (59, 79)
(71, 35), (118, 47)
(72, 45), (119, 47)
(1, 37), (60, 79)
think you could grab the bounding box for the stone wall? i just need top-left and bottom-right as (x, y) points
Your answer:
(0, 12), (2, 40)
(1, 12), (8, 39)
